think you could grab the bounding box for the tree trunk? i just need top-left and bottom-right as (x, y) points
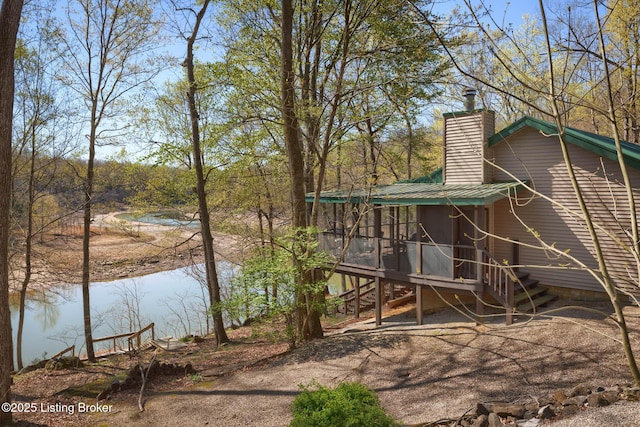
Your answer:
(0, 0), (25, 422)
(185, 0), (228, 346)
(81, 109), (98, 362)
(281, 0), (323, 340)
(17, 126), (37, 370)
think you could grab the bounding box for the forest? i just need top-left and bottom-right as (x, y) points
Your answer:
(2, 0), (640, 425)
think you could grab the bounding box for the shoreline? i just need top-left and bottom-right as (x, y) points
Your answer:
(9, 211), (248, 296)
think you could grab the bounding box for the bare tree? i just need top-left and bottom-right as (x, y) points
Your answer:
(176, 0), (229, 345)
(54, 0), (162, 360)
(0, 0), (24, 421)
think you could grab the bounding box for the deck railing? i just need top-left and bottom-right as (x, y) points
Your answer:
(319, 231), (520, 324)
(481, 250), (517, 324)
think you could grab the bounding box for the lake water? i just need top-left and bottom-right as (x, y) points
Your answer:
(115, 211), (200, 228)
(10, 262), (235, 369)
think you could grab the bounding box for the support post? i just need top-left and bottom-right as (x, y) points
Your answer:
(416, 285), (423, 325)
(512, 240), (520, 273)
(476, 248), (485, 325)
(374, 207), (381, 269)
(375, 276), (382, 326)
(506, 276), (514, 326)
(354, 276), (360, 319)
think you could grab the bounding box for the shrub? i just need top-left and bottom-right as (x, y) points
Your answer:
(290, 381), (399, 427)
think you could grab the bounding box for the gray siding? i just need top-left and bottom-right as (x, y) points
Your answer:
(444, 111), (495, 184)
(492, 127), (640, 294)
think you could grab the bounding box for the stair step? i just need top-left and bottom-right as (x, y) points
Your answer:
(513, 286), (547, 305)
(517, 293), (557, 312)
(516, 277), (539, 290)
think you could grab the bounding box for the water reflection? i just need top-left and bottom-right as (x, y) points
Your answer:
(10, 262), (236, 369)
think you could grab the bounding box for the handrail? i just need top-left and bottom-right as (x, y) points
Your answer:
(481, 249), (518, 324)
(50, 344), (75, 360)
(93, 331), (135, 354)
(128, 322), (155, 352)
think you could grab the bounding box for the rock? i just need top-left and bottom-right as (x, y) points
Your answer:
(538, 404), (555, 419)
(587, 392), (610, 407)
(45, 356), (82, 370)
(492, 403), (525, 418)
(96, 389), (109, 401)
(487, 412), (504, 427)
(17, 359), (48, 375)
(471, 414), (488, 427)
(517, 419), (540, 427)
(553, 390), (567, 404)
(475, 402), (490, 416)
(524, 401), (539, 412)
(185, 362), (196, 375)
(568, 384), (590, 397)
(602, 391), (620, 404)
(559, 404), (580, 416)
(562, 395), (587, 406)
(623, 387), (640, 401)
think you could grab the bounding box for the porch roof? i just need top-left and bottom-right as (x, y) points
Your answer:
(306, 181), (524, 206)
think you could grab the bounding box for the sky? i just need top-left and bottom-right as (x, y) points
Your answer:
(431, 0), (540, 27)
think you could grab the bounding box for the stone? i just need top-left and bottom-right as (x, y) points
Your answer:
(587, 392), (610, 407)
(524, 401), (539, 411)
(559, 404), (580, 416)
(185, 362), (196, 375)
(568, 384), (590, 397)
(517, 419), (540, 427)
(538, 405), (555, 419)
(475, 402), (490, 416)
(602, 391), (620, 404)
(45, 356), (82, 370)
(471, 414), (488, 427)
(96, 389), (109, 401)
(623, 387), (640, 401)
(487, 412), (504, 427)
(562, 395), (587, 406)
(553, 390), (567, 404)
(492, 403), (525, 418)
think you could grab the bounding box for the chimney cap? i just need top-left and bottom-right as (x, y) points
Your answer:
(463, 87), (477, 97)
(463, 87), (477, 111)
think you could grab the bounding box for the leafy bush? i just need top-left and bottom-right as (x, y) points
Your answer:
(290, 381), (399, 427)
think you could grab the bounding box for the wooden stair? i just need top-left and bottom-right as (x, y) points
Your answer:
(337, 281), (413, 315)
(513, 271), (557, 313)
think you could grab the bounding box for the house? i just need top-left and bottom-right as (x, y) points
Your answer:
(307, 93), (640, 325)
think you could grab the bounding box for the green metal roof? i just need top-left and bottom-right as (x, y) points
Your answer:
(488, 116), (640, 170)
(306, 181), (524, 206)
(395, 167), (443, 184)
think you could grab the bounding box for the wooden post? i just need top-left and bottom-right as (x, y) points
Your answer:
(512, 240), (520, 272)
(375, 276), (382, 326)
(506, 276), (514, 325)
(374, 207), (381, 269)
(416, 285), (423, 325)
(476, 248), (485, 325)
(354, 276), (360, 319)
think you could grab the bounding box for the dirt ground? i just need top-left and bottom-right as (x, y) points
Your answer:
(10, 302), (640, 427)
(10, 211), (249, 294)
(8, 212), (640, 426)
